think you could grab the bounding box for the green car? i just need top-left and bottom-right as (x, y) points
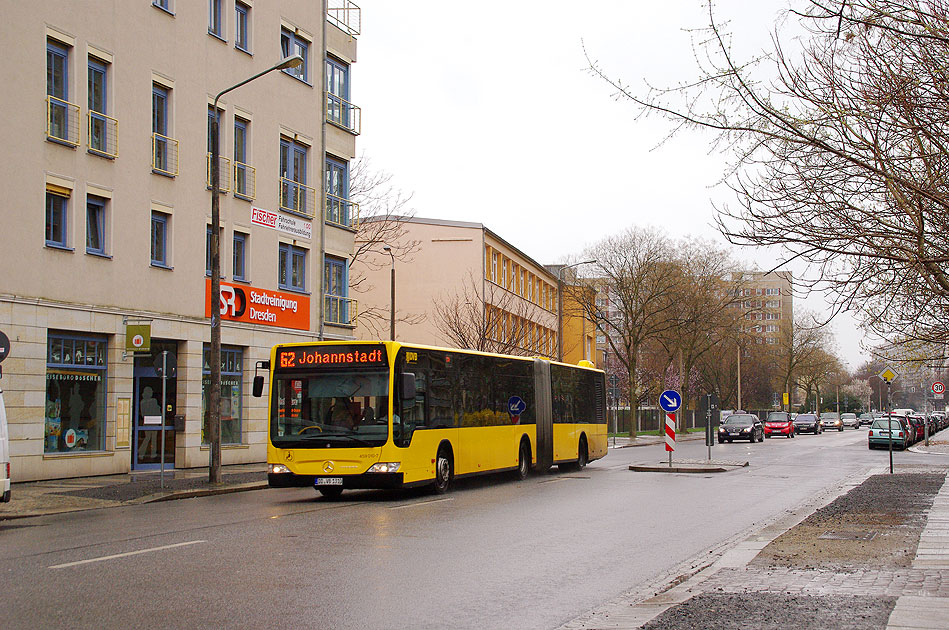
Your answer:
(868, 417), (910, 450)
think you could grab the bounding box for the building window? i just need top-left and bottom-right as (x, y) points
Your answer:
(280, 28), (308, 82)
(233, 118), (253, 198)
(492, 253), (499, 282)
(151, 211), (169, 267)
(45, 332), (108, 453)
(86, 195), (106, 255)
(206, 226), (213, 276)
(235, 1), (250, 52)
(207, 105), (221, 154)
(46, 191), (69, 248)
(324, 256), (349, 323)
(202, 345), (243, 445)
(152, 0), (173, 14)
(208, 0), (224, 38)
(279, 137), (308, 214)
(325, 56), (350, 127)
(152, 84), (177, 176)
(88, 57), (114, 157)
(233, 232), (247, 281)
(278, 243), (306, 291)
(324, 156), (353, 227)
(47, 39), (76, 145)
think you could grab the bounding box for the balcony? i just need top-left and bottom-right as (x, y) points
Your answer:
(325, 93), (361, 135)
(206, 154), (232, 192)
(234, 162), (256, 200)
(88, 111), (118, 158)
(325, 193), (359, 229)
(279, 177), (317, 218)
(327, 0), (360, 36)
(324, 294), (357, 326)
(151, 133), (179, 176)
(46, 96), (80, 146)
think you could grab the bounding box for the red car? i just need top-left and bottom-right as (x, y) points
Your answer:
(764, 411), (795, 438)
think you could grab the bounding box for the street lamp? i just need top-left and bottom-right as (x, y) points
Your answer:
(208, 54), (303, 484)
(557, 260), (595, 362)
(383, 245), (395, 341)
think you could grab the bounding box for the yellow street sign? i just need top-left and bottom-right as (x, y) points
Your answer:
(783, 392), (789, 405)
(879, 366), (898, 383)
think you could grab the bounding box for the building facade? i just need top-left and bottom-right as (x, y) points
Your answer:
(0, 0), (362, 481)
(353, 217), (595, 362)
(731, 271), (794, 345)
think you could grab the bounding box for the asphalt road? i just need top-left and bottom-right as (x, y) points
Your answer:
(2, 428), (946, 630)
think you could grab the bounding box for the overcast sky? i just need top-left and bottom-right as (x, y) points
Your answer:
(351, 0), (870, 369)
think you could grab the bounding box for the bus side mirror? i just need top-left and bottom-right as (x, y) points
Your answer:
(252, 360), (270, 398)
(401, 373), (416, 402)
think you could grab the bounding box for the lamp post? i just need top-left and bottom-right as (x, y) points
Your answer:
(208, 54), (303, 484)
(383, 245), (395, 341)
(557, 260), (595, 362)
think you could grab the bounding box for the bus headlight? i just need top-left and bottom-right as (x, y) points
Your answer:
(367, 462), (401, 474)
(269, 464), (291, 474)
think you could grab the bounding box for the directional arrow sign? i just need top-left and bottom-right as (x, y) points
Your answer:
(659, 390), (682, 413)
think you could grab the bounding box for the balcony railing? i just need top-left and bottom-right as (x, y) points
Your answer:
(324, 294), (357, 326)
(327, 0), (361, 36)
(46, 96), (80, 146)
(88, 111), (118, 158)
(234, 162), (256, 200)
(325, 193), (359, 229)
(206, 154), (232, 192)
(279, 177), (317, 218)
(152, 133), (179, 176)
(325, 92), (361, 135)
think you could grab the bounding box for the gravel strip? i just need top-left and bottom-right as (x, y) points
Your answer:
(751, 473), (944, 571)
(54, 471), (267, 502)
(641, 593), (896, 630)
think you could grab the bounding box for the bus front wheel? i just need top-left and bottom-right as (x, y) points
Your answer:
(433, 447), (453, 494)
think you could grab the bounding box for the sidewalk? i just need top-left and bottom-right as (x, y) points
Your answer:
(0, 463), (268, 520)
(609, 431), (708, 449)
(562, 465), (949, 629)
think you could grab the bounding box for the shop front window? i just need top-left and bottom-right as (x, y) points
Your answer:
(45, 332), (108, 453)
(202, 345), (243, 444)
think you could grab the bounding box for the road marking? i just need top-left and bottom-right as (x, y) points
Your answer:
(389, 498), (453, 510)
(49, 540), (206, 569)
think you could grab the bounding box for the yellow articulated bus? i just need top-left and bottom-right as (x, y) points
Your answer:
(256, 341), (607, 497)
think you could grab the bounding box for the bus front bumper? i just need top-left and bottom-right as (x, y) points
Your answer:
(268, 471), (406, 490)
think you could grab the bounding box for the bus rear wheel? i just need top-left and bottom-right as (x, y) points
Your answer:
(317, 486), (344, 499)
(433, 447), (453, 494)
(559, 437), (588, 472)
(516, 440), (531, 480)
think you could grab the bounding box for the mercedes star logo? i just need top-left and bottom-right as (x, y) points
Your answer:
(323, 461), (335, 473)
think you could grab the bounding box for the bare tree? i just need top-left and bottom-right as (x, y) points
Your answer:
(433, 272), (553, 356)
(572, 227), (681, 438)
(772, 311), (835, 410)
(586, 0), (949, 356)
(348, 154), (424, 337)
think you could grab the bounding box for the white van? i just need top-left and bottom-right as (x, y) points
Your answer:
(0, 385), (9, 502)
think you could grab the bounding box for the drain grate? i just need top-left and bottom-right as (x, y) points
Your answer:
(818, 530), (877, 541)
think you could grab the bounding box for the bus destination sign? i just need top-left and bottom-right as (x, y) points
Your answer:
(277, 345), (387, 369)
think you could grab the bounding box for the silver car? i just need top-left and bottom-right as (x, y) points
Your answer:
(840, 413), (860, 429)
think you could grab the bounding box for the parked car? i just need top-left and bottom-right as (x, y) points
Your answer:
(820, 412), (844, 432)
(868, 416), (911, 450)
(841, 412), (860, 429)
(718, 413), (764, 443)
(793, 413), (822, 434)
(764, 411), (795, 438)
(858, 413), (874, 427)
(906, 415), (926, 443)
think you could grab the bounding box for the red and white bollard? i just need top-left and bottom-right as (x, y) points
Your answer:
(665, 412), (676, 467)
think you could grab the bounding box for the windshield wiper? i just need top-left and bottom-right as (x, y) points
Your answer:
(298, 434), (374, 447)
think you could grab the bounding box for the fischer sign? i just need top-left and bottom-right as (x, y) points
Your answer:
(251, 206), (312, 239)
(205, 279), (310, 330)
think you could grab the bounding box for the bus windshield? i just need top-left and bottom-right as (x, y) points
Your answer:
(271, 371), (390, 448)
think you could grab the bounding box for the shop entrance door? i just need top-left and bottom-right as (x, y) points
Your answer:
(132, 340), (177, 470)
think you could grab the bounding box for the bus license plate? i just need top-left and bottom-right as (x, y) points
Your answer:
(316, 477), (343, 486)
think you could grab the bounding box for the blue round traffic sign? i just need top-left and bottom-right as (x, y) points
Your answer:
(659, 390), (682, 412)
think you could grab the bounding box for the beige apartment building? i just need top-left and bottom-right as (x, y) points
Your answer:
(732, 271), (794, 344)
(354, 218), (591, 361)
(0, 0), (362, 481)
